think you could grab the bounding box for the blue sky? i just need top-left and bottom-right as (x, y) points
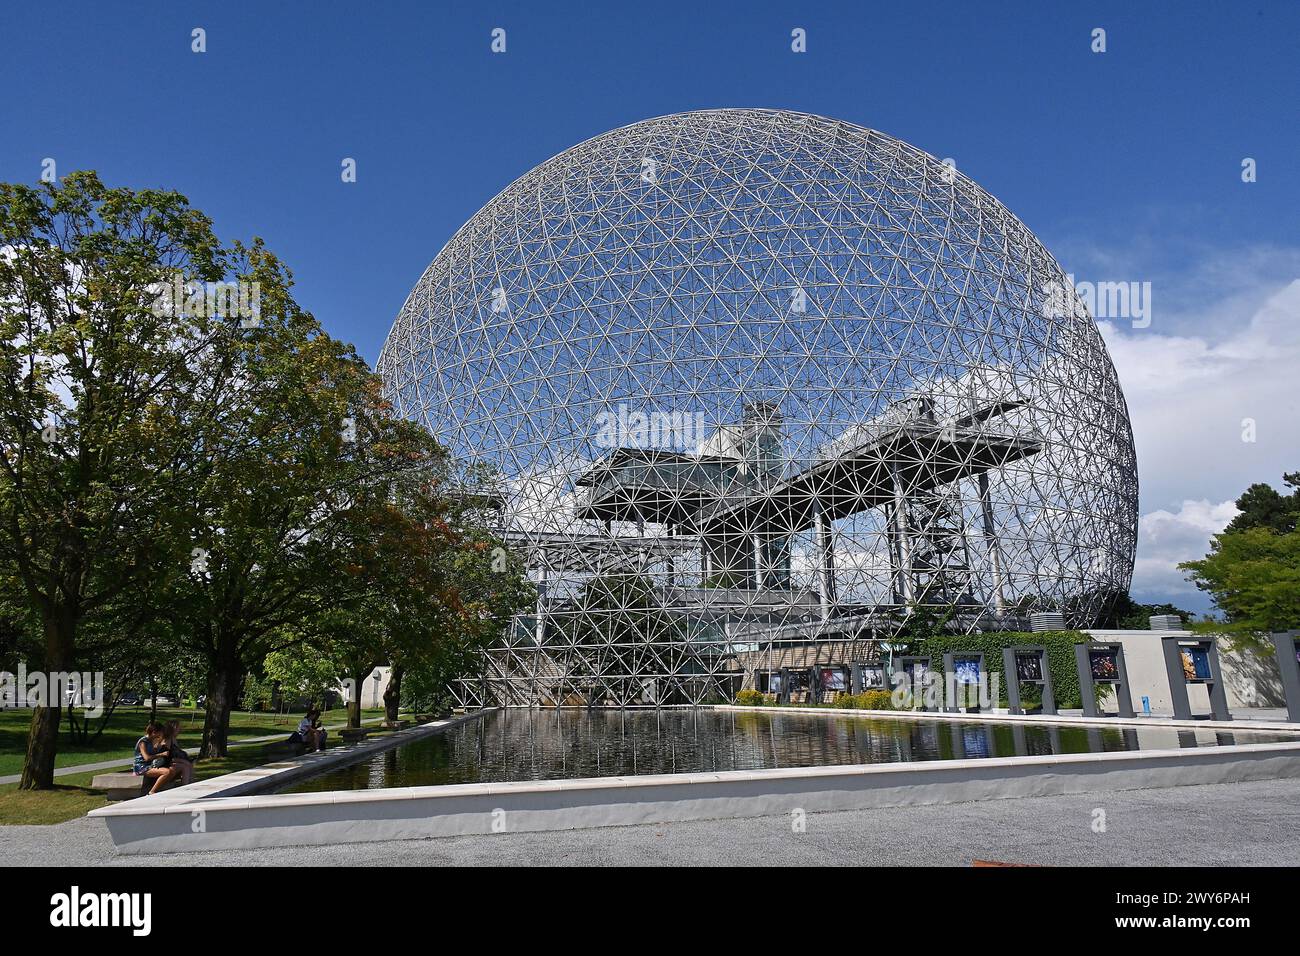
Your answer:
(3, 0), (1298, 609)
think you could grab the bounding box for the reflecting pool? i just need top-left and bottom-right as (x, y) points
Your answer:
(282, 709), (1299, 793)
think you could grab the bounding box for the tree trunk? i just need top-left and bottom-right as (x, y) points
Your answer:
(20, 705), (62, 790)
(200, 632), (240, 758)
(348, 665), (371, 729)
(19, 609), (76, 790)
(149, 674), (158, 723)
(383, 664), (403, 723)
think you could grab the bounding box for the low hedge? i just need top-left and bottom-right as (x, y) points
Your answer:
(833, 690), (895, 711)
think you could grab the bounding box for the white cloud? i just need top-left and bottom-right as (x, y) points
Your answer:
(1131, 499), (1237, 604)
(1101, 278), (1300, 511)
(1096, 268), (1300, 609)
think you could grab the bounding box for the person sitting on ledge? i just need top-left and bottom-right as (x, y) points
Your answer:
(162, 719), (195, 786)
(133, 722), (182, 794)
(289, 708), (327, 752)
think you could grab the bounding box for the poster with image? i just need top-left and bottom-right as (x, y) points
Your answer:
(1015, 653), (1043, 682)
(1090, 650), (1119, 681)
(820, 667), (846, 691)
(1180, 647), (1212, 681)
(954, 658), (981, 685)
(1193, 648), (1212, 680)
(862, 664), (885, 689)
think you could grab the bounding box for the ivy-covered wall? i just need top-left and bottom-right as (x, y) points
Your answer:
(916, 630), (1092, 709)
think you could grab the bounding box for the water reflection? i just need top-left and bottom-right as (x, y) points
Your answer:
(283, 710), (1298, 793)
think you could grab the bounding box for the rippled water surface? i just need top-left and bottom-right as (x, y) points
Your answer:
(282, 709), (1298, 793)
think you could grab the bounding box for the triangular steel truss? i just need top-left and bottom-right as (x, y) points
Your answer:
(377, 109), (1139, 708)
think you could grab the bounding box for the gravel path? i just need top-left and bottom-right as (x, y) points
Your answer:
(2, 778), (1296, 867)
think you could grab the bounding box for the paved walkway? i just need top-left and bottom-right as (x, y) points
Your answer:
(0, 716), (386, 786)
(2, 778), (1298, 866)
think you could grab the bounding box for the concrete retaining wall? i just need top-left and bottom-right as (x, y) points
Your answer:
(1086, 629), (1285, 713)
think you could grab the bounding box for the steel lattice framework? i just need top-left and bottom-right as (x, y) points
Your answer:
(377, 109), (1138, 708)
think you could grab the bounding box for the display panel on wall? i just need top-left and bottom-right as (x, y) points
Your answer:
(1180, 647), (1212, 682)
(954, 658), (981, 685)
(1015, 654), (1043, 682)
(1090, 650), (1119, 682)
(819, 668), (847, 692)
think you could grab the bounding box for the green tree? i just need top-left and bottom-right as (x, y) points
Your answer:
(299, 452), (530, 728)
(154, 242), (437, 756)
(1095, 590), (1194, 629)
(555, 574), (682, 703)
(1180, 525), (1300, 650)
(264, 644), (340, 710)
(0, 173), (230, 788)
(1224, 472), (1300, 535)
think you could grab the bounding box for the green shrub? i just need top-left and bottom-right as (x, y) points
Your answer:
(734, 688), (766, 706)
(862, 689), (894, 710)
(832, 689), (894, 711)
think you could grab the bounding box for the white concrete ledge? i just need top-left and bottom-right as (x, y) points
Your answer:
(89, 714), (1300, 855)
(88, 710), (490, 819)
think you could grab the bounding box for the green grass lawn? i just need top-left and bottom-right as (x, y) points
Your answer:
(0, 747), (276, 825)
(0, 707), (412, 825)
(0, 705), (385, 777)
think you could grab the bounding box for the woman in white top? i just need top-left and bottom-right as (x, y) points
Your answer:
(291, 708), (327, 752)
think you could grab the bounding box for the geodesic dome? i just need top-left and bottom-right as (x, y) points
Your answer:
(378, 108), (1138, 707)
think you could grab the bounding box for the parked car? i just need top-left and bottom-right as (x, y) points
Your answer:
(116, 692), (143, 706)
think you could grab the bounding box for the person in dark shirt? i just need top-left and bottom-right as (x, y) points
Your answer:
(162, 719), (195, 785)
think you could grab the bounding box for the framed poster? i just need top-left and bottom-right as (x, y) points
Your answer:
(1180, 646), (1212, 682)
(954, 658), (981, 685)
(861, 664), (885, 689)
(819, 667), (846, 692)
(1015, 653), (1043, 682)
(1090, 650), (1119, 682)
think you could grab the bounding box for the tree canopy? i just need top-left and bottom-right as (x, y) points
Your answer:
(0, 172), (529, 783)
(1181, 470), (1300, 650)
